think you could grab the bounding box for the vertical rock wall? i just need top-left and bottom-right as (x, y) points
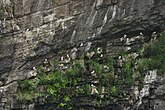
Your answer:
(0, 0), (165, 109)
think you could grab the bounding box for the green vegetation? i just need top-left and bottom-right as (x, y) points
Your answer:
(16, 32), (165, 109)
(16, 50), (119, 108)
(17, 62), (86, 109)
(137, 32), (165, 75)
(121, 59), (134, 86)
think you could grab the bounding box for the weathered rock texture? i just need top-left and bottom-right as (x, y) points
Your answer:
(0, 0), (165, 110)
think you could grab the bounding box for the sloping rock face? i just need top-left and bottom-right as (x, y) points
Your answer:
(137, 75), (165, 110)
(0, 0), (165, 110)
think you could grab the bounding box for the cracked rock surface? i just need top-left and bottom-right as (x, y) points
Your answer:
(0, 0), (165, 110)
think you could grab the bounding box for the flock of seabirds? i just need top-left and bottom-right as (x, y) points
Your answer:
(27, 31), (158, 97)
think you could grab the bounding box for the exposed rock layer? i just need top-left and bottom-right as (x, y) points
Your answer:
(0, 0), (165, 110)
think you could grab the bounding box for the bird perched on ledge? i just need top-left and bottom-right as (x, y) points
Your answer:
(91, 84), (99, 95)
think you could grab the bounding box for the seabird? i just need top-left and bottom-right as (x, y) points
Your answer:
(30, 67), (38, 77)
(118, 56), (122, 59)
(153, 31), (156, 34)
(124, 34), (127, 38)
(33, 67), (37, 71)
(126, 47), (131, 51)
(14, 24), (21, 31)
(0, 89), (3, 93)
(61, 56), (64, 61)
(140, 32), (143, 36)
(120, 34), (127, 41)
(97, 47), (102, 54)
(97, 47), (101, 51)
(65, 54), (70, 63)
(91, 70), (95, 74)
(125, 38), (131, 45)
(103, 65), (109, 72)
(91, 84), (99, 94)
(152, 31), (157, 40)
(80, 43), (83, 47)
(67, 54), (70, 59)
(44, 59), (48, 64)
(120, 37), (123, 42)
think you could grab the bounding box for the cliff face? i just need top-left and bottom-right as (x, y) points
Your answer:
(0, 0), (165, 110)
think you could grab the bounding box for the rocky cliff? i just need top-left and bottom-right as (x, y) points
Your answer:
(0, 0), (165, 110)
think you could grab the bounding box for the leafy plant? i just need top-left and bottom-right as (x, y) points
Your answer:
(88, 60), (103, 75)
(109, 86), (119, 96)
(121, 59), (134, 86)
(17, 33), (165, 109)
(138, 32), (165, 75)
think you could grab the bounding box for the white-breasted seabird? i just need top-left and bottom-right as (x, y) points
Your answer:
(80, 43), (83, 47)
(151, 31), (157, 41)
(91, 70), (95, 74)
(44, 59), (48, 64)
(61, 56), (64, 61)
(140, 32), (143, 36)
(124, 34), (127, 38)
(29, 67), (38, 77)
(91, 84), (99, 94)
(97, 47), (102, 54)
(65, 54), (70, 63)
(33, 67), (37, 71)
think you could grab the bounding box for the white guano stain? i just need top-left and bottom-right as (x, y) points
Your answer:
(109, 5), (117, 22)
(135, 70), (157, 107)
(97, 7), (109, 35)
(96, 0), (103, 7)
(86, 1), (96, 27)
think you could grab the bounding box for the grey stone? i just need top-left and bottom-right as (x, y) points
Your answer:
(0, 0), (165, 109)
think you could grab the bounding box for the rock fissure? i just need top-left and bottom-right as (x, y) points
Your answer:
(0, 0), (165, 110)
